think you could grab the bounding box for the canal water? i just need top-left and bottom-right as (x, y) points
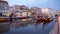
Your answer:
(0, 19), (56, 34)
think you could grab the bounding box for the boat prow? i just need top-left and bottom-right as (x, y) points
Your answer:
(36, 17), (53, 22)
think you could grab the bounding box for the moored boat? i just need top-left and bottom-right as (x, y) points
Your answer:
(36, 17), (53, 22)
(43, 18), (53, 22)
(19, 16), (27, 19)
(0, 17), (9, 22)
(36, 17), (44, 22)
(19, 16), (30, 19)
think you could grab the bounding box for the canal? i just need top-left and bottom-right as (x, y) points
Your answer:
(0, 18), (56, 34)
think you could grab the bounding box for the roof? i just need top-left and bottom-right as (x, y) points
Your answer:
(0, 1), (8, 3)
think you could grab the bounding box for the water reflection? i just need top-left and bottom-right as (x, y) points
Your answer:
(10, 20), (30, 28)
(34, 20), (52, 28)
(0, 22), (11, 33)
(0, 19), (54, 34)
(43, 22), (51, 28)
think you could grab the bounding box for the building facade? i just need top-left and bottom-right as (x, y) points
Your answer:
(0, 0), (9, 14)
(8, 5), (21, 17)
(56, 9), (60, 16)
(30, 7), (42, 17)
(9, 5), (20, 13)
(20, 5), (32, 17)
(8, 5), (32, 17)
(41, 8), (54, 18)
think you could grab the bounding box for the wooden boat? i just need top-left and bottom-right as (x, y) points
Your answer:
(43, 18), (53, 22)
(19, 16), (30, 19)
(19, 16), (26, 19)
(36, 17), (44, 22)
(0, 17), (9, 22)
(36, 17), (53, 22)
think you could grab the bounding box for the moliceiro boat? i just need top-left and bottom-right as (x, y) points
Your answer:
(0, 12), (13, 22)
(36, 16), (53, 22)
(0, 17), (9, 22)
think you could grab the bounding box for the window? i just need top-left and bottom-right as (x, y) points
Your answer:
(5, 7), (7, 9)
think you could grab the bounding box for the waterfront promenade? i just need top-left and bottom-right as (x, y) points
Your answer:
(49, 17), (60, 34)
(58, 17), (60, 34)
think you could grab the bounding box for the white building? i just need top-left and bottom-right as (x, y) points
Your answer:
(19, 5), (32, 17)
(8, 5), (21, 17)
(30, 7), (42, 16)
(0, 0), (9, 14)
(41, 8), (54, 18)
(56, 9), (60, 16)
(9, 5), (20, 13)
(19, 5), (32, 21)
(8, 5), (32, 17)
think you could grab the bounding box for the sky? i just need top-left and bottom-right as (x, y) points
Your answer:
(6, 0), (60, 11)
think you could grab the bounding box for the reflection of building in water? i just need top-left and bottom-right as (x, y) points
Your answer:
(0, 0), (9, 14)
(11, 21), (29, 28)
(43, 22), (49, 28)
(0, 22), (10, 33)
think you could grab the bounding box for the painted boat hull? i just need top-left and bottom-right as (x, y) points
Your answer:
(0, 17), (9, 22)
(36, 17), (53, 22)
(0, 18), (8, 22)
(19, 16), (30, 19)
